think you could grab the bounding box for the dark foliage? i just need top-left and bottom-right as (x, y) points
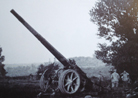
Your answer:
(0, 47), (7, 77)
(36, 63), (59, 79)
(90, 0), (138, 81)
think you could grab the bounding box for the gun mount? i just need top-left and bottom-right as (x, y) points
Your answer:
(11, 9), (105, 95)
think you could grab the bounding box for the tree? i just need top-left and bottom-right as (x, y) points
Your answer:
(0, 47), (7, 77)
(90, 0), (138, 81)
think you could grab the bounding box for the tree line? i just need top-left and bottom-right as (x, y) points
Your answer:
(90, 0), (138, 81)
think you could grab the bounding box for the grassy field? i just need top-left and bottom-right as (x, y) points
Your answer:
(0, 78), (132, 98)
(0, 78), (93, 98)
(0, 78), (41, 98)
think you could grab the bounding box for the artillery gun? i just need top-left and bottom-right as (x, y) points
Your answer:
(10, 9), (105, 95)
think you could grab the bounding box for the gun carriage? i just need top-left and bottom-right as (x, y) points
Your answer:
(11, 9), (105, 95)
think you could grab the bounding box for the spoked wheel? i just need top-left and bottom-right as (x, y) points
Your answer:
(58, 69), (80, 94)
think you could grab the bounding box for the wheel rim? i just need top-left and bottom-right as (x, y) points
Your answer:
(39, 69), (48, 91)
(63, 71), (80, 94)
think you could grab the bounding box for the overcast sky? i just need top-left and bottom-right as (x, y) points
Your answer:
(0, 0), (106, 64)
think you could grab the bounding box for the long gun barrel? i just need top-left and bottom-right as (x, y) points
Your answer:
(10, 9), (71, 67)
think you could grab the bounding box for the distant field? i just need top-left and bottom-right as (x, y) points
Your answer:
(81, 66), (111, 80)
